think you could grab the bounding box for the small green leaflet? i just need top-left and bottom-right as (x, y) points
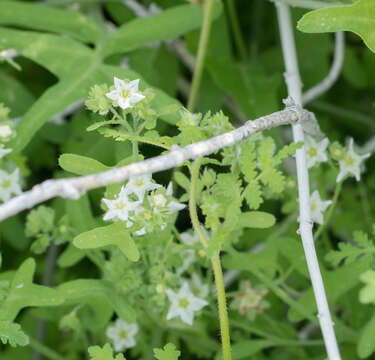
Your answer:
(88, 343), (126, 360)
(0, 321), (29, 347)
(73, 222), (140, 262)
(154, 343), (181, 360)
(325, 230), (375, 266)
(358, 313), (375, 358)
(359, 270), (375, 304)
(298, 0), (375, 52)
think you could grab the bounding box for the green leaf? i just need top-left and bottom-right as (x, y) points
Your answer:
(243, 181), (263, 210)
(325, 230), (375, 266)
(1, 27), (180, 153)
(297, 0), (375, 52)
(238, 211), (276, 229)
(359, 270), (375, 304)
(154, 343), (181, 360)
(0, 1), (99, 43)
(58, 279), (135, 326)
(73, 222), (140, 262)
(88, 343), (126, 360)
(358, 313), (375, 358)
(229, 340), (274, 360)
(0, 321), (29, 347)
(104, 3), (222, 56)
(59, 153), (110, 176)
(288, 257), (372, 322)
(0, 258), (64, 322)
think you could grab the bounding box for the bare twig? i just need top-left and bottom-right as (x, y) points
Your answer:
(0, 107), (306, 222)
(269, 0), (344, 9)
(276, 3), (341, 360)
(302, 32), (345, 105)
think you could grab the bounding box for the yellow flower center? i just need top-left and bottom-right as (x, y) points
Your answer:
(178, 297), (189, 309)
(1, 179), (11, 189)
(121, 89), (130, 99)
(116, 201), (126, 210)
(310, 201), (317, 212)
(118, 329), (128, 339)
(135, 179), (145, 187)
(344, 155), (355, 167)
(307, 146), (318, 158)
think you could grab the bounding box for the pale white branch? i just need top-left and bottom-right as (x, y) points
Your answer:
(0, 107), (305, 222)
(270, 0), (344, 9)
(276, 3), (341, 360)
(302, 32), (345, 105)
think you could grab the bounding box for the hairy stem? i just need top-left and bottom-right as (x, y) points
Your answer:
(211, 252), (232, 360)
(225, 0), (247, 59)
(314, 181), (343, 241)
(187, 0), (216, 111)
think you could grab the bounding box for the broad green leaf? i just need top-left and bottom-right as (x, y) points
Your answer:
(154, 343), (181, 360)
(58, 279), (135, 325)
(0, 321), (29, 347)
(0, 258), (64, 322)
(297, 0), (375, 52)
(288, 257), (371, 322)
(104, 3), (222, 56)
(0, 29), (179, 153)
(358, 313), (375, 358)
(73, 222), (140, 262)
(238, 211), (276, 229)
(0, 1), (99, 43)
(59, 153), (110, 175)
(229, 340), (274, 360)
(88, 343), (125, 360)
(207, 59), (280, 118)
(0, 70), (34, 117)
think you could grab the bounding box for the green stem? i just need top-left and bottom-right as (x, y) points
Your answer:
(225, 0), (247, 59)
(211, 252), (232, 360)
(29, 337), (65, 360)
(314, 181), (343, 241)
(187, 0), (216, 112)
(188, 159), (232, 360)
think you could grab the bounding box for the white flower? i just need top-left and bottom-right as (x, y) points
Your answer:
(180, 231), (199, 246)
(0, 124), (12, 139)
(337, 139), (370, 182)
(310, 190), (332, 225)
(166, 282), (208, 325)
(190, 273), (209, 299)
(106, 319), (138, 352)
(0, 144), (11, 159)
(176, 249), (195, 276)
(0, 49), (18, 60)
(102, 186), (140, 222)
(166, 182), (185, 214)
(305, 136), (329, 168)
(0, 168), (21, 202)
(125, 174), (161, 202)
(106, 77), (145, 110)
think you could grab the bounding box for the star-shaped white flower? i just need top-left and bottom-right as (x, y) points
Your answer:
(166, 182), (185, 214)
(102, 186), (140, 222)
(305, 136), (329, 169)
(106, 319), (138, 352)
(106, 77), (145, 110)
(0, 144), (11, 159)
(166, 282), (208, 325)
(0, 168), (21, 202)
(310, 190), (332, 225)
(337, 138), (370, 183)
(125, 174), (161, 202)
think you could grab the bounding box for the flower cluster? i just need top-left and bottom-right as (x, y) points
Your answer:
(102, 175), (185, 235)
